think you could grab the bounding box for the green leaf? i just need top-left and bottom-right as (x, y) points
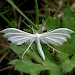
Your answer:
(61, 60), (73, 73)
(41, 44), (54, 61)
(43, 16), (61, 31)
(43, 16), (55, 30)
(63, 6), (72, 18)
(57, 52), (69, 62)
(45, 11), (50, 20)
(9, 43), (28, 54)
(71, 55), (75, 68)
(9, 43), (62, 75)
(54, 16), (61, 28)
(10, 59), (45, 75)
(57, 52), (73, 73)
(62, 6), (75, 31)
(10, 59), (62, 75)
(28, 44), (55, 65)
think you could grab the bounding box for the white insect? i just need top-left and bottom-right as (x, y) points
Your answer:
(1, 28), (74, 60)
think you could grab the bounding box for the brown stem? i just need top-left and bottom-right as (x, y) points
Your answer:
(0, 66), (14, 72)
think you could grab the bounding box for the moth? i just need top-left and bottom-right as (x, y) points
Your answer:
(1, 28), (74, 60)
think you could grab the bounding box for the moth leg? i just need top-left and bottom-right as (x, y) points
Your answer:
(22, 39), (35, 58)
(41, 39), (69, 56)
(41, 39), (61, 53)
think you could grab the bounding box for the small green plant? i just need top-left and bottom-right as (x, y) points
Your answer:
(1, 0), (75, 75)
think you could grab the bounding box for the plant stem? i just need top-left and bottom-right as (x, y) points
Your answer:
(35, 0), (39, 25)
(20, 71), (23, 75)
(0, 13), (16, 28)
(7, 0), (39, 30)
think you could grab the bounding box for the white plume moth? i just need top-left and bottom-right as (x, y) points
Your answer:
(1, 28), (74, 60)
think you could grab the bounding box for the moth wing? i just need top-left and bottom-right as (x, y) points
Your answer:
(1, 28), (34, 45)
(40, 28), (73, 46)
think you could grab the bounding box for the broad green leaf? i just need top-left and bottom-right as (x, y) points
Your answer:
(10, 59), (45, 75)
(62, 6), (75, 31)
(63, 6), (72, 18)
(9, 43), (28, 54)
(43, 16), (60, 31)
(43, 16), (55, 30)
(54, 16), (61, 28)
(57, 52), (69, 62)
(45, 11), (50, 20)
(57, 52), (73, 73)
(25, 43), (54, 64)
(9, 43), (62, 75)
(10, 59), (62, 75)
(42, 44), (54, 61)
(61, 60), (73, 73)
(28, 50), (44, 63)
(71, 55), (75, 68)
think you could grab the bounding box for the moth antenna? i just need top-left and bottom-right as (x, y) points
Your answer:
(22, 20), (35, 32)
(32, 26), (36, 33)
